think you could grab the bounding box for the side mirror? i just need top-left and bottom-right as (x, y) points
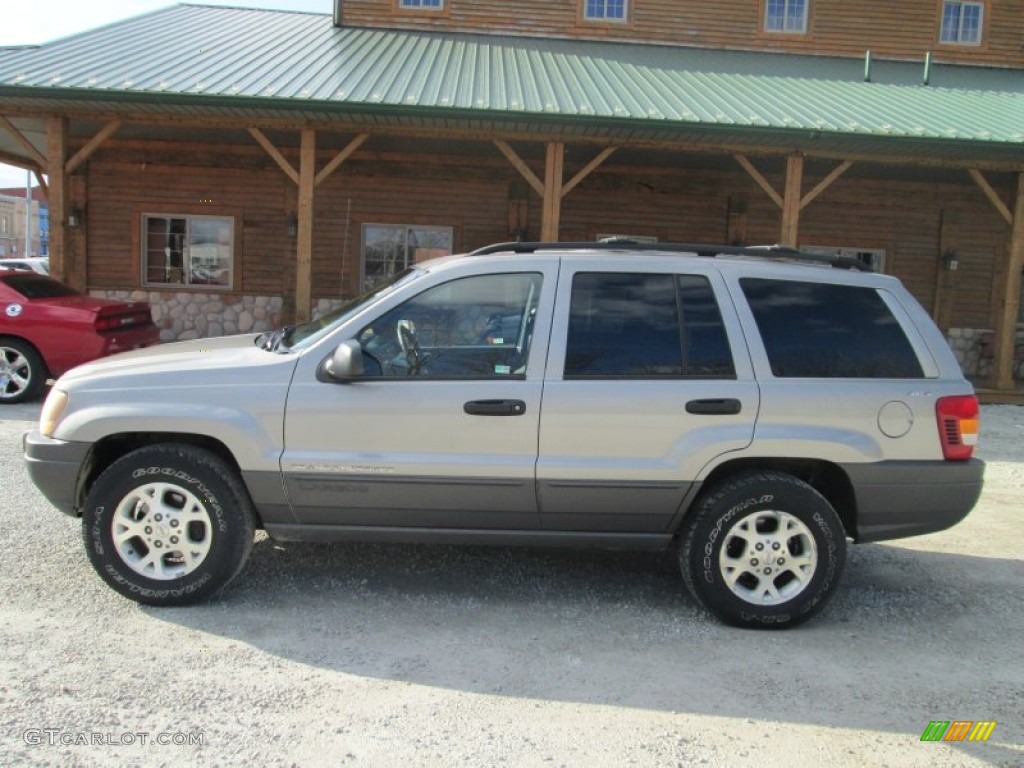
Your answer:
(321, 339), (365, 382)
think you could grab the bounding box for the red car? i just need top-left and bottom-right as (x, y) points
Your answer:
(0, 271), (160, 403)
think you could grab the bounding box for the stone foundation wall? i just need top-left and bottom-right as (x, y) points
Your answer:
(90, 290), (285, 342)
(947, 327), (1024, 381)
(312, 298), (347, 321)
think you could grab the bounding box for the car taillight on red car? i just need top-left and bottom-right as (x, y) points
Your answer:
(936, 395), (979, 461)
(95, 312), (147, 331)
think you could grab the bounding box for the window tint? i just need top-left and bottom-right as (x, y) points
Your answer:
(565, 273), (734, 378)
(678, 275), (735, 378)
(0, 273), (78, 299)
(358, 273), (542, 378)
(740, 278), (924, 378)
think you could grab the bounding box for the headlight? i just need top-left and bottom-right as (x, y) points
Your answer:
(40, 389), (69, 438)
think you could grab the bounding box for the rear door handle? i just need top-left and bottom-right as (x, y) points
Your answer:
(685, 398), (742, 415)
(464, 399), (527, 416)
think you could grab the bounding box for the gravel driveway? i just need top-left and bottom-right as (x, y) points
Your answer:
(1, 402), (1021, 767)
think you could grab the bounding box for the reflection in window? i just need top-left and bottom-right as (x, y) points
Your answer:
(358, 272), (542, 378)
(765, 0), (807, 33)
(142, 214), (233, 289)
(565, 273), (734, 378)
(585, 0), (627, 21)
(740, 278), (924, 378)
(940, 1), (983, 44)
(363, 224), (452, 291)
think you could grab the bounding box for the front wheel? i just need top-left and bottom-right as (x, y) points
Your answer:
(82, 444), (255, 606)
(680, 471), (846, 629)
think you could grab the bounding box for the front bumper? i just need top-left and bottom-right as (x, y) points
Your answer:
(23, 430), (91, 516)
(844, 459), (985, 542)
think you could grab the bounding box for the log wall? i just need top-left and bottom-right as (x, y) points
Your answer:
(82, 139), (1013, 336)
(339, 0), (1024, 68)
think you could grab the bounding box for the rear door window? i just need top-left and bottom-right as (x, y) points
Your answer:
(740, 278), (924, 378)
(564, 272), (735, 378)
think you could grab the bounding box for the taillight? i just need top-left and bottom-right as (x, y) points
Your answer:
(936, 395), (979, 461)
(95, 313), (144, 331)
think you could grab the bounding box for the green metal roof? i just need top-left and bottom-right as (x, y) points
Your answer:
(0, 3), (1022, 161)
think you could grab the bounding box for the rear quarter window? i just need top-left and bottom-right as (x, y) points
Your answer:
(740, 278), (924, 378)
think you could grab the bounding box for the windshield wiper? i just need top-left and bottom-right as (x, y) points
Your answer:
(255, 324), (296, 352)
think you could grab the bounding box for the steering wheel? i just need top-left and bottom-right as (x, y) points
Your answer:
(396, 319), (422, 372)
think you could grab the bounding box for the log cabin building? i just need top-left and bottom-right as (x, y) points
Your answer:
(0, 1), (1022, 393)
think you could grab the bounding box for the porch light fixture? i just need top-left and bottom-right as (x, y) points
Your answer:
(943, 250), (959, 271)
(287, 214), (298, 239)
(67, 207), (83, 229)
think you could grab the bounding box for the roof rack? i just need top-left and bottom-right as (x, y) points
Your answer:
(468, 240), (872, 271)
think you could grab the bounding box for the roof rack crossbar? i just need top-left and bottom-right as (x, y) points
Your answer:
(468, 241), (872, 271)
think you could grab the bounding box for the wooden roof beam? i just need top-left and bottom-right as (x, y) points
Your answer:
(248, 127), (299, 185)
(0, 116), (46, 168)
(561, 146), (617, 198)
(314, 132), (369, 187)
(493, 140), (544, 197)
(0, 147), (42, 172)
(733, 153), (783, 209)
(34, 170), (48, 199)
(65, 119), (122, 175)
(968, 169), (1013, 226)
(800, 160), (853, 211)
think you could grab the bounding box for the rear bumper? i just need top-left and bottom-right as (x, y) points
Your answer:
(23, 430), (91, 516)
(95, 324), (161, 359)
(843, 459), (985, 543)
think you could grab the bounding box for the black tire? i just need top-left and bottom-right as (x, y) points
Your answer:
(0, 337), (47, 404)
(82, 444), (255, 606)
(680, 471), (846, 629)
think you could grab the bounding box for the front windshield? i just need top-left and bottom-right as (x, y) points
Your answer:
(281, 268), (422, 352)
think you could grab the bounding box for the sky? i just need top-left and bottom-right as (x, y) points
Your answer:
(0, 0), (330, 189)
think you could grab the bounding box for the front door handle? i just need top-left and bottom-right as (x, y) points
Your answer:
(464, 399), (527, 416)
(686, 398), (742, 415)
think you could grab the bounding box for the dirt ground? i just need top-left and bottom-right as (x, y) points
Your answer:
(0, 402), (1021, 767)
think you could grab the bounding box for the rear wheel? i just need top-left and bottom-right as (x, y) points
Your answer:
(680, 471), (846, 629)
(82, 444), (255, 605)
(0, 338), (46, 404)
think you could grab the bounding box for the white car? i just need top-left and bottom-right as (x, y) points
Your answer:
(0, 257), (49, 274)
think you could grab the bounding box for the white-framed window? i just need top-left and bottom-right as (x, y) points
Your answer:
(764, 0), (808, 33)
(399, 0), (443, 8)
(584, 0), (628, 22)
(362, 224), (453, 291)
(142, 214), (234, 289)
(803, 245), (886, 273)
(940, 1), (983, 45)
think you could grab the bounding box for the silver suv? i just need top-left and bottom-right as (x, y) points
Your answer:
(24, 242), (984, 628)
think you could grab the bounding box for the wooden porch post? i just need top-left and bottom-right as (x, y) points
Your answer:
(45, 117), (68, 283)
(780, 153), (804, 248)
(993, 172), (1024, 390)
(296, 128), (316, 324)
(541, 142), (564, 242)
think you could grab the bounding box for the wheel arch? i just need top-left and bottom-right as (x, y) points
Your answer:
(682, 458), (857, 540)
(76, 432), (259, 523)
